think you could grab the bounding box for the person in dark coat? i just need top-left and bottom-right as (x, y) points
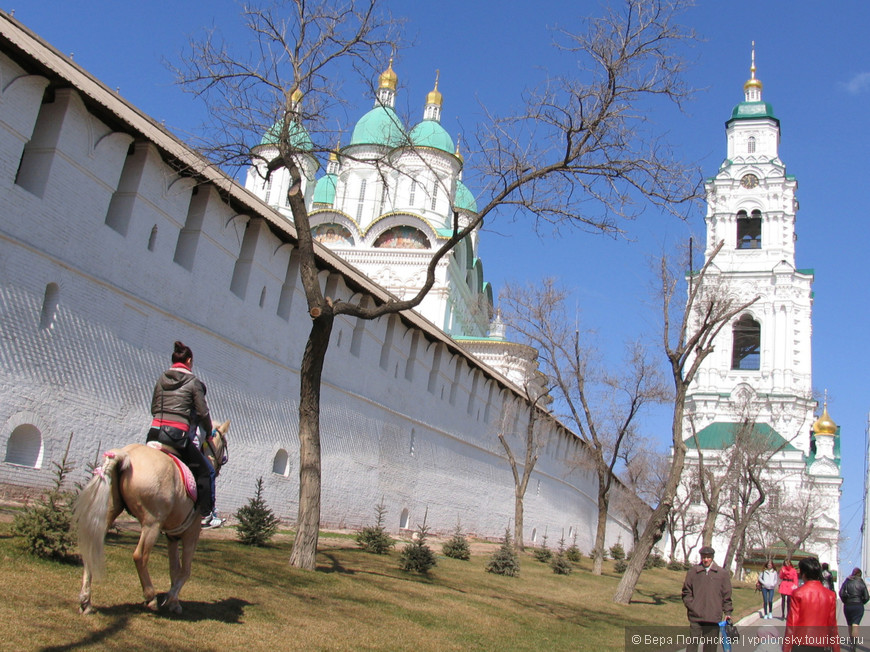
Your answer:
(146, 341), (215, 517)
(839, 567), (869, 650)
(681, 546), (733, 652)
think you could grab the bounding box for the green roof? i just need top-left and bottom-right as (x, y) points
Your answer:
(454, 180), (477, 212)
(685, 422), (796, 451)
(312, 173), (337, 205)
(728, 101), (778, 125)
(409, 120), (454, 153)
(350, 105), (405, 147)
(260, 120), (313, 149)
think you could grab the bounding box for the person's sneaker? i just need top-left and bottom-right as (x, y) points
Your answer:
(201, 514), (224, 529)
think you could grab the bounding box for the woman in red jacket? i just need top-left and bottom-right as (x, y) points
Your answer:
(779, 560), (799, 619)
(783, 557), (839, 652)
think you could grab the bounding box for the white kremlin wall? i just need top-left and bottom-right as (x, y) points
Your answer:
(0, 14), (635, 548)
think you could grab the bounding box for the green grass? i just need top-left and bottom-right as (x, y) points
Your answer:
(0, 524), (759, 651)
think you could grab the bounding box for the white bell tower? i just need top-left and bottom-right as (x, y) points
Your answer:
(689, 44), (815, 450)
(680, 46), (841, 570)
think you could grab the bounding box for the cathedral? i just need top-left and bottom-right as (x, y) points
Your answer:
(675, 50), (841, 572)
(242, 62), (539, 389)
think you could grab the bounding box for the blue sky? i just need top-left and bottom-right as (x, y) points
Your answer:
(8, 0), (869, 569)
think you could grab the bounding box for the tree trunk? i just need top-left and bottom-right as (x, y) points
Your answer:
(592, 474), (609, 575)
(515, 489), (524, 552)
(613, 402), (687, 604)
(288, 311), (334, 570)
(700, 500), (718, 547)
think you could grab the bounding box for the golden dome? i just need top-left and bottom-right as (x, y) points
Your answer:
(812, 405), (838, 436)
(426, 70), (442, 106)
(454, 135), (463, 163)
(379, 57), (398, 91)
(290, 87), (304, 105)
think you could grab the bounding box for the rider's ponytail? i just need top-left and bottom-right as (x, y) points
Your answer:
(172, 341), (193, 364)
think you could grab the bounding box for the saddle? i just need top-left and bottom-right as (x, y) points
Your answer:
(146, 441), (197, 502)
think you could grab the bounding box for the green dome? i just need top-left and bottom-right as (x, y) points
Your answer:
(454, 180), (477, 213)
(350, 106), (405, 147)
(312, 173), (337, 205)
(728, 101), (778, 124)
(409, 120), (454, 153)
(260, 120), (313, 149)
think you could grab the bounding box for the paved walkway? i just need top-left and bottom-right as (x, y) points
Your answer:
(734, 597), (869, 650)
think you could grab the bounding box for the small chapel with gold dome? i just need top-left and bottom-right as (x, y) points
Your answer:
(675, 47), (842, 573)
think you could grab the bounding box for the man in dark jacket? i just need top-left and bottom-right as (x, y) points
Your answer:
(682, 546), (733, 652)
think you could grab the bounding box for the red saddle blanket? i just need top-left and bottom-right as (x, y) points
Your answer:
(146, 442), (197, 502)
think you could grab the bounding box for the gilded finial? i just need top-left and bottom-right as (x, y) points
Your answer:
(379, 55), (398, 91)
(426, 69), (443, 107)
(743, 41), (763, 97)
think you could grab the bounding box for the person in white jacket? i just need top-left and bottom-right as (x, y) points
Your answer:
(758, 560), (778, 619)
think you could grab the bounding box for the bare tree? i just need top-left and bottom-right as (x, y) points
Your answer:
(769, 481), (825, 562)
(176, 0), (699, 570)
(612, 241), (759, 603)
(614, 438), (667, 546)
(497, 386), (549, 551)
(500, 278), (668, 574)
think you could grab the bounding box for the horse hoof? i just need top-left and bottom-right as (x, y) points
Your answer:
(145, 599), (159, 611)
(80, 605), (95, 616)
(170, 603), (182, 615)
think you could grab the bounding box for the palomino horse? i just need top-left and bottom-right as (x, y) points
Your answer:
(74, 421), (229, 615)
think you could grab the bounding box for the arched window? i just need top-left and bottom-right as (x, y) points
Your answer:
(39, 283), (59, 330)
(737, 209), (761, 249)
(399, 508), (410, 529)
(373, 226), (430, 249)
(731, 314), (761, 370)
(272, 448), (290, 476)
(4, 424), (43, 467)
(747, 136), (756, 154)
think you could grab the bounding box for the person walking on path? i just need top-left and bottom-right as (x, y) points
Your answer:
(681, 546), (733, 652)
(783, 557), (839, 652)
(839, 567), (869, 651)
(821, 563), (835, 591)
(758, 560), (778, 619)
(779, 560), (799, 620)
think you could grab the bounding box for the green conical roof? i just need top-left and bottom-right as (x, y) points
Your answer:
(260, 120), (313, 149)
(454, 180), (477, 213)
(409, 119), (454, 153)
(727, 101), (778, 125)
(312, 173), (337, 205)
(350, 106), (405, 147)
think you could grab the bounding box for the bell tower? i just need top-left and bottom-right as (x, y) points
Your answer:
(678, 46), (841, 573)
(688, 45), (816, 452)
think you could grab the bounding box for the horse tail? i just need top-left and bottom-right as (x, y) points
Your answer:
(74, 449), (128, 582)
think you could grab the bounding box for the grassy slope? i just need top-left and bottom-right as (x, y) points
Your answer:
(0, 526), (758, 651)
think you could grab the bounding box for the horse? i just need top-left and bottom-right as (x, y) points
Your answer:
(73, 420), (230, 615)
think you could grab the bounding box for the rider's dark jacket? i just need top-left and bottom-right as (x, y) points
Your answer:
(150, 363), (213, 436)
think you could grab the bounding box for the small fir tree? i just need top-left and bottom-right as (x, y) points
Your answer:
(399, 514), (437, 574)
(486, 527), (520, 577)
(356, 501), (395, 554)
(13, 432), (76, 560)
(565, 532), (582, 563)
(442, 522), (471, 561)
(235, 477), (281, 546)
(609, 540), (626, 561)
(533, 531), (553, 563)
(551, 533), (572, 575)
(614, 558), (629, 573)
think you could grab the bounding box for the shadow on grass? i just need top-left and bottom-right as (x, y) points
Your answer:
(40, 611), (132, 651)
(317, 551), (356, 575)
(628, 589), (683, 606)
(38, 598), (251, 651)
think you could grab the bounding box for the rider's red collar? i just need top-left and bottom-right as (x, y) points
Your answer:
(171, 362), (192, 372)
